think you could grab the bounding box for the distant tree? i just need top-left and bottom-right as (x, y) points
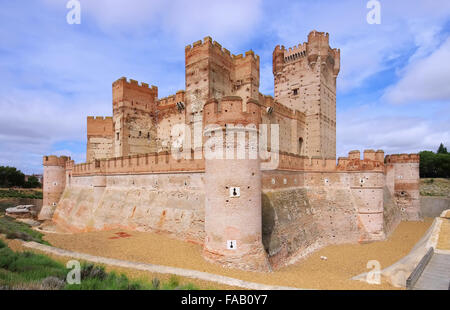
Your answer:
(437, 143), (448, 154)
(24, 175), (41, 188)
(419, 145), (450, 178)
(0, 166), (25, 188)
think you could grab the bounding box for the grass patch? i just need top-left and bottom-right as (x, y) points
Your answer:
(0, 240), (67, 289)
(0, 216), (49, 245)
(0, 241), (198, 290)
(0, 189), (42, 199)
(66, 264), (198, 290)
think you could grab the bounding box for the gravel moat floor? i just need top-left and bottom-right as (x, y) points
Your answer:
(41, 218), (434, 290)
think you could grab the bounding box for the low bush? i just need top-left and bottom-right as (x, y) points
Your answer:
(0, 216), (49, 245)
(0, 242), (199, 290)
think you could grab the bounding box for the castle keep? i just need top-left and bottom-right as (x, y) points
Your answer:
(39, 31), (421, 271)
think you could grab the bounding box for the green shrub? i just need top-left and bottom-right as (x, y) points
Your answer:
(0, 189), (42, 199)
(0, 216), (49, 245)
(0, 242), (199, 290)
(80, 263), (107, 281)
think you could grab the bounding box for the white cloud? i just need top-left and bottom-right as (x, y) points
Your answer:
(1, 0), (450, 174)
(383, 37), (450, 104)
(44, 0), (263, 46)
(337, 104), (450, 156)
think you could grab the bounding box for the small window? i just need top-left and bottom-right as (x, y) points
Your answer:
(293, 88), (298, 96)
(139, 131), (142, 137)
(116, 132), (119, 140)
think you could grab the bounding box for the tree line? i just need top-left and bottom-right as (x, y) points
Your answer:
(419, 143), (450, 178)
(0, 166), (41, 188)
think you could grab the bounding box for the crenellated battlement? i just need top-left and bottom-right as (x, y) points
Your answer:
(112, 77), (158, 93)
(87, 116), (113, 137)
(303, 156), (338, 172)
(203, 96), (261, 128)
(72, 151), (205, 176)
(307, 30), (329, 43)
(112, 76), (159, 115)
(385, 153), (420, 164)
(43, 155), (71, 167)
(283, 43), (307, 63)
(157, 90), (185, 107)
(87, 116), (113, 121)
(186, 36), (259, 64)
(186, 36), (234, 63)
(272, 150), (386, 173)
(336, 150), (385, 172)
(65, 159), (75, 170)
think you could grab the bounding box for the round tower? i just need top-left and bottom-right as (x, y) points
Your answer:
(38, 155), (70, 221)
(202, 96), (270, 271)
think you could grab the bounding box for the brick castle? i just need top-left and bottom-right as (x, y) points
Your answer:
(39, 31), (421, 271)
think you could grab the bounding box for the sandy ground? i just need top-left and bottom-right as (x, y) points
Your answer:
(39, 218), (434, 290)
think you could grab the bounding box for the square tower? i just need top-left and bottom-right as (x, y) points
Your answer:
(112, 77), (158, 157)
(184, 37), (260, 148)
(273, 30), (340, 158)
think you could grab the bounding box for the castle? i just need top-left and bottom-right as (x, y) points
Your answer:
(39, 31), (421, 271)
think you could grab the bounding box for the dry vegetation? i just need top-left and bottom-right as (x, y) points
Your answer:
(420, 178), (450, 197)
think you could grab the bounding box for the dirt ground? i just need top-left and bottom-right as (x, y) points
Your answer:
(41, 218), (434, 290)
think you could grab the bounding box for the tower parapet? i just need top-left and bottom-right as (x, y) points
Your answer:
(38, 155), (71, 221)
(112, 77), (158, 114)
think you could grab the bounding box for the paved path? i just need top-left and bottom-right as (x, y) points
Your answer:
(413, 253), (450, 290)
(23, 241), (303, 290)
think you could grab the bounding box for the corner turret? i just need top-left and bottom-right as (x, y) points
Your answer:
(38, 155), (71, 221)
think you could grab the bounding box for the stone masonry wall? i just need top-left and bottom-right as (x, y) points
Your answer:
(53, 173), (205, 243)
(86, 116), (113, 162)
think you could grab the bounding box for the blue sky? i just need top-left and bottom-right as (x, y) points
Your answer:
(0, 0), (449, 174)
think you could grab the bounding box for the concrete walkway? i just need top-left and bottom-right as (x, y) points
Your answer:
(413, 253), (450, 290)
(23, 241), (303, 290)
(352, 211), (450, 288)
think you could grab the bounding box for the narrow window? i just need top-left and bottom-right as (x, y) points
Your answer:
(299, 137), (303, 155)
(116, 132), (119, 140)
(293, 88), (298, 96)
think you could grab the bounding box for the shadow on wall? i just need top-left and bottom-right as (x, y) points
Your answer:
(262, 193), (277, 256)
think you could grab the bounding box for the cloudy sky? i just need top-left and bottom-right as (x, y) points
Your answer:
(0, 0), (449, 174)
